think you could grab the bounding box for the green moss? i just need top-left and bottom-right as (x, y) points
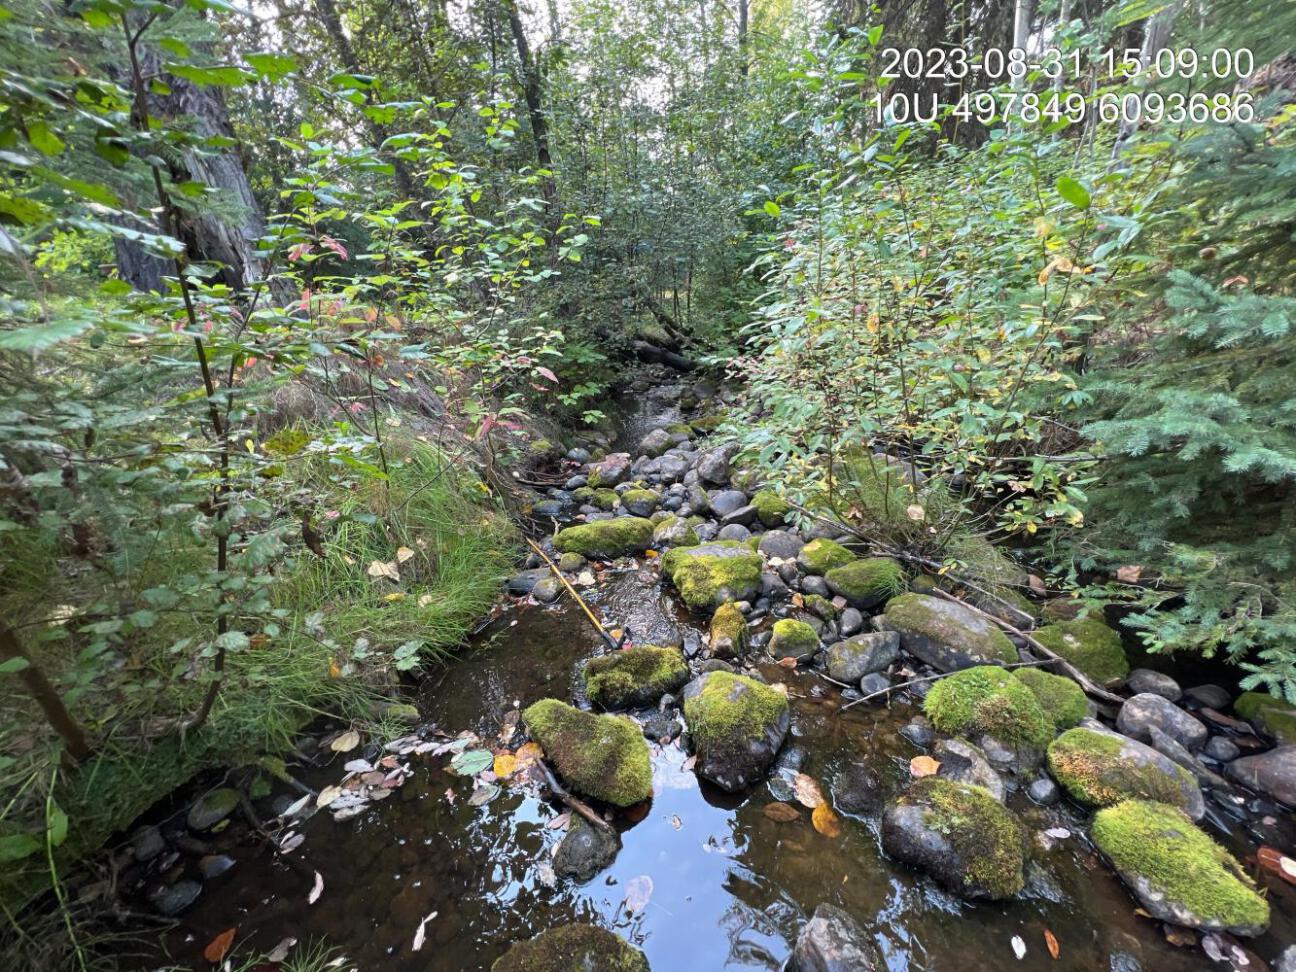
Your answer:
(911, 778), (1025, 899)
(1032, 619), (1129, 687)
(572, 486), (594, 504)
(684, 671), (789, 749)
(651, 514), (699, 548)
(798, 538), (856, 574)
(1093, 800), (1269, 933)
(554, 518), (654, 558)
(690, 413), (727, 433)
(620, 488), (660, 511)
(661, 541), (762, 611)
(923, 665), (1054, 749)
(1013, 668), (1088, 729)
(884, 593), (1019, 665)
(802, 593), (838, 621)
(527, 437), (556, 457)
(588, 488), (620, 510)
(1234, 692), (1296, 744)
(491, 923), (649, 972)
(666, 422), (693, 436)
(769, 617), (820, 659)
(1046, 727), (1197, 811)
(522, 699), (652, 806)
(584, 645), (689, 709)
(709, 601), (748, 654)
(824, 557), (905, 607)
(751, 489), (791, 527)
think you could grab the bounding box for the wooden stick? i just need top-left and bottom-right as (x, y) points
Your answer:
(536, 760), (616, 833)
(524, 537), (623, 651)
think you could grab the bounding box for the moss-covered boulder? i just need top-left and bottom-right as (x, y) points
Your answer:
(797, 538), (856, 575)
(661, 541), (762, 611)
(709, 602), (747, 658)
(882, 593), (1017, 672)
(682, 671), (790, 791)
(923, 665), (1054, 751)
(751, 489), (791, 527)
(588, 488), (620, 511)
(1013, 668), (1088, 730)
(880, 778), (1026, 900)
(1093, 800), (1269, 936)
(1032, 619), (1129, 687)
(620, 488), (660, 518)
(522, 699), (652, 807)
(768, 618), (820, 660)
(586, 453), (632, 488)
(651, 514), (699, 548)
(1234, 691), (1296, 745)
(1046, 726), (1204, 819)
(584, 646), (689, 710)
(824, 557), (905, 610)
(554, 517), (654, 559)
(492, 923), (649, 972)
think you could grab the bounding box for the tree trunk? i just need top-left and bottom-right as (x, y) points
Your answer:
(1012, 0), (1033, 89)
(502, 0), (559, 228)
(0, 622), (91, 763)
(1112, 2), (1182, 160)
(738, 0), (749, 77)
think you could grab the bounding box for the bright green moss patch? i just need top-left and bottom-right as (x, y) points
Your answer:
(797, 538), (856, 574)
(1032, 619), (1129, 687)
(585, 645), (689, 709)
(620, 488), (660, 512)
(751, 488), (791, 527)
(522, 699), (652, 806)
(554, 517), (654, 558)
(924, 665), (1053, 749)
(802, 593), (837, 621)
(825, 557), (905, 607)
(769, 617), (820, 659)
(1013, 668), (1088, 730)
(1093, 800), (1269, 934)
(491, 923), (649, 972)
(1234, 692), (1296, 745)
(709, 601), (748, 654)
(684, 671), (788, 749)
(1046, 727), (1197, 811)
(661, 541), (762, 611)
(912, 778), (1025, 899)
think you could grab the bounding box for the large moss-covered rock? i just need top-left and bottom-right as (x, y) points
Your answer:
(554, 517), (654, 559)
(682, 671), (790, 791)
(1093, 800), (1269, 936)
(584, 646), (689, 710)
(661, 541), (762, 611)
(769, 618), (820, 660)
(1235, 691), (1296, 745)
(824, 557), (904, 610)
(1032, 619), (1129, 687)
(751, 489), (791, 528)
(492, 923), (649, 972)
(797, 538), (856, 575)
(881, 778), (1026, 901)
(620, 488), (660, 518)
(1046, 726), (1204, 819)
(709, 601), (748, 658)
(923, 665), (1054, 750)
(522, 699), (652, 806)
(882, 594), (1017, 672)
(1013, 668), (1088, 730)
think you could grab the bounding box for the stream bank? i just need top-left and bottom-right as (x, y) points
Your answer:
(128, 373), (1296, 971)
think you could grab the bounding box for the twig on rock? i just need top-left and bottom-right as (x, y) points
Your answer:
(535, 759), (616, 834)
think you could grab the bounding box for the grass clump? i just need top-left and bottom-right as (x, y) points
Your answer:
(661, 540), (762, 611)
(1013, 668), (1088, 730)
(1046, 727), (1198, 812)
(1032, 619), (1129, 687)
(584, 645), (689, 710)
(491, 923), (649, 972)
(824, 557), (905, 608)
(1093, 800), (1269, 934)
(684, 671), (788, 749)
(522, 699), (652, 806)
(553, 517), (654, 558)
(797, 538), (856, 574)
(910, 777), (1025, 900)
(923, 665), (1054, 749)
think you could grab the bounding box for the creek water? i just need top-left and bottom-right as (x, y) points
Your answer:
(145, 394), (1296, 971)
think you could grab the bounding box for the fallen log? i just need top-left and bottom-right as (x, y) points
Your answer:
(631, 340), (695, 372)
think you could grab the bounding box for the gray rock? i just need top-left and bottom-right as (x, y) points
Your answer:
(1125, 668), (1182, 702)
(776, 562), (799, 585)
(899, 720), (935, 749)
(639, 428), (673, 458)
(1274, 945), (1296, 972)
(934, 738), (1006, 802)
(839, 608), (864, 636)
(1060, 725), (1206, 820)
(588, 452), (632, 486)
(622, 493), (659, 517)
(977, 734), (1043, 775)
(760, 571), (789, 600)
(554, 818), (620, 882)
(187, 788), (240, 831)
(532, 576), (562, 603)
(566, 447), (591, 463)
(721, 505), (759, 529)
(832, 763), (883, 816)
(682, 672), (789, 792)
(792, 903), (881, 972)
(1145, 725), (1228, 788)
(696, 443), (740, 485)
(1027, 777), (1060, 805)
(1184, 684), (1233, 710)
(1117, 693), (1208, 751)
(1227, 745), (1296, 807)
(774, 745), (807, 775)
(1203, 736), (1240, 762)
(881, 594), (1019, 673)
(557, 552), (586, 573)
(532, 500), (564, 518)
(825, 632), (900, 682)
(563, 475), (587, 490)
(131, 826), (165, 863)
(653, 516), (696, 547)
(801, 575), (830, 598)
(506, 568), (550, 596)
(859, 673), (891, 697)
(150, 879), (202, 916)
(657, 454), (690, 482)
(758, 530), (804, 561)
(717, 523), (751, 542)
(708, 489), (749, 517)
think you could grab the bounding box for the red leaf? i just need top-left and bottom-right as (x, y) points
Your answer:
(204, 927), (237, 963)
(1044, 927), (1060, 959)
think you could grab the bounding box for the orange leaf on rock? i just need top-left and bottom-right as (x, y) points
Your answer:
(910, 755), (940, 778)
(203, 927), (236, 963)
(1044, 928), (1059, 959)
(763, 801), (800, 822)
(812, 803), (842, 838)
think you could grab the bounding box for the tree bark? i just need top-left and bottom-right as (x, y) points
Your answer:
(1012, 0), (1033, 89)
(1111, 1), (1182, 161)
(0, 622), (92, 763)
(502, 0), (558, 228)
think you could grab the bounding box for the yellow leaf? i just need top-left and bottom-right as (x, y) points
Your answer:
(383, 592), (407, 602)
(514, 741), (543, 768)
(493, 754), (518, 779)
(396, 546), (415, 564)
(812, 802), (842, 838)
(643, 549), (659, 559)
(330, 729), (360, 753)
(328, 657), (342, 679)
(910, 755), (940, 778)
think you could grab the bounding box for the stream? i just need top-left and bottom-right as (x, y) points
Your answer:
(140, 388), (1296, 971)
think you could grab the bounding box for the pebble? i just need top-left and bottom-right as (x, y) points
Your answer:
(1203, 736), (1240, 762)
(1027, 777), (1060, 805)
(839, 608), (863, 636)
(131, 826), (165, 863)
(186, 788), (240, 831)
(899, 721), (935, 749)
(859, 673), (891, 697)
(801, 576), (830, 597)
(149, 879), (202, 916)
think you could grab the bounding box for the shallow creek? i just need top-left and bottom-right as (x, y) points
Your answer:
(147, 396), (1296, 971)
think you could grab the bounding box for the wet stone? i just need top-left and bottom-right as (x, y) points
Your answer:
(187, 788), (240, 831)
(1027, 776), (1060, 805)
(1184, 684), (1233, 710)
(1227, 745), (1296, 807)
(532, 576), (562, 603)
(505, 568), (550, 596)
(708, 489), (749, 517)
(131, 826), (165, 863)
(1203, 736), (1240, 762)
(1125, 668), (1183, 702)
(554, 818), (620, 882)
(859, 673), (891, 697)
(934, 738), (1006, 802)
(899, 720), (935, 749)
(1117, 693), (1208, 751)
(825, 632), (899, 682)
(758, 529), (804, 561)
(792, 903), (882, 972)
(801, 576), (830, 598)
(149, 879), (202, 916)
(833, 763), (883, 816)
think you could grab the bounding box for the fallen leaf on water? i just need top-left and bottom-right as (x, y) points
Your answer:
(812, 803), (842, 838)
(1044, 827), (1071, 839)
(493, 754), (518, 778)
(330, 729), (360, 753)
(449, 749), (494, 776)
(546, 811), (571, 830)
(266, 937), (296, 962)
(1010, 935), (1026, 960)
(514, 741), (544, 768)
(203, 927), (236, 963)
(763, 801), (801, 823)
(776, 656), (799, 669)
(1257, 845), (1296, 884)
(283, 794), (312, 819)
(1044, 927), (1059, 959)
(643, 549), (659, 559)
(670, 814), (682, 830)
(910, 755), (940, 778)
(396, 546), (415, 564)
(367, 559), (400, 581)
(792, 773), (824, 808)
(308, 870), (324, 904)
(468, 782), (501, 806)
(624, 874), (653, 915)
(411, 910), (438, 952)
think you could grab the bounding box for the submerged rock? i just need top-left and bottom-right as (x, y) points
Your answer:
(1046, 726), (1204, 819)
(584, 645), (689, 710)
(833, 763), (884, 815)
(881, 778), (1026, 901)
(825, 632), (899, 682)
(492, 923), (649, 972)
(682, 671), (790, 791)
(792, 903), (881, 972)
(554, 818), (620, 882)
(554, 517), (654, 559)
(187, 788), (240, 831)
(1093, 800), (1269, 936)
(522, 699), (653, 806)
(506, 568), (551, 596)
(824, 558), (904, 610)
(661, 541), (763, 611)
(769, 618), (820, 661)
(923, 666), (1054, 751)
(1031, 618), (1129, 687)
(1227, 745), (1296, 806)
(882, 594), (1017, 672)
